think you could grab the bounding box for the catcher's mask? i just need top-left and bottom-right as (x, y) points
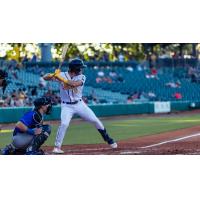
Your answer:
(0, 70), (8, 94)
(68, 58), (87, 75)
(34, 97), (52, 115)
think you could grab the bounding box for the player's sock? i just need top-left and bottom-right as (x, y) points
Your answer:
(98, 129), (114, 144)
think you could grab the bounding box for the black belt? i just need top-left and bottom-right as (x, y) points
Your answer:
(62, 99), (81, 105)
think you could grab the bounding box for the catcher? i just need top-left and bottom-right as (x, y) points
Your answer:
(0, 69), (8, 94)
(1, 97), (52, 155)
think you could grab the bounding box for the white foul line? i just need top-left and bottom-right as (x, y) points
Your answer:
(140, 132), (200, 149)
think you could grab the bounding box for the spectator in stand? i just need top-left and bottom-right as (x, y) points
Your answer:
(147, 91), (157, 101)
(145, 67), (158, 79)
(22, 55), (29, 64)
(22, 87), (28, 96)
(14, 96), (23, 107)
(172, 52), (179, 59)
(31, 86), (38, 98)
(159, 51), (171, 59)
(31, 54), (37, 63)
(39, 73), (47, 88)
(173, 92), (182, 100)
(118, 52), (124, 62)
(166, 82), (175, 88)
(109, 70), (117, 79)
(131, 91), (139, 101)
(96, 77), (102, 83)
(10, 95), (16, 107)
(0, 98), (4, 107)
(11, 90), (17, 97)
(97, 70), (104, 77)
(102, 52), (109, 62)
(165, 80), (181, 88)
(151, 67), (157, 76)
(103, 77), (112, 84)
(127, 96), (133, 104)
(176, 80), (181, 88)
(1, 95), (9, 107)
(126, 65), (134, 72)
(136, 65), (143, 71)
(151, 67), (158, 79)
(18, 88), (26, 106)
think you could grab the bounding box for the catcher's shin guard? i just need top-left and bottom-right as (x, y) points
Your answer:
(1, 144), (16, 155)
(98, 129), (114, 144)
(26, 125), (51, 154)
(26, 149), (45, 155)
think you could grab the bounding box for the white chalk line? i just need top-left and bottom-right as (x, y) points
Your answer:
(140, 132), (200, 149)
(120, 151), (141, 155)
(65, 147), (112, 152)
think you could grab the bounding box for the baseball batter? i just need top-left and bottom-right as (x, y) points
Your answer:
(44, 58), (117, 154)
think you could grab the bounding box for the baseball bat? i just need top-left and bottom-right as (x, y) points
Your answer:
(58, 43), (69, 69)
(52, 43), (70, 83)
(47, 44), (69, 79)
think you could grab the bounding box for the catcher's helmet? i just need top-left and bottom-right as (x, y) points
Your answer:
(34, 97), (52, 115)
(69, 59), (87, 70)
(0, 69), (8, 94)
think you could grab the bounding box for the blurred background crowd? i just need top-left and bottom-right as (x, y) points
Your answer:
(1, 43), (200, 107)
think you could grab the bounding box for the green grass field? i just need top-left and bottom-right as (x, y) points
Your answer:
(1, 114), (200, 148)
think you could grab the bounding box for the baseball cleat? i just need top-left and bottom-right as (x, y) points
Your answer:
(52, 147), (64, 154)
(110, 142), (118, 149)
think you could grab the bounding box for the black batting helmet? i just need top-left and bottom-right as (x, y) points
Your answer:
(0, 69), (8, 94)
(34, 97), (52, 115)
(68, 58), (87, 74)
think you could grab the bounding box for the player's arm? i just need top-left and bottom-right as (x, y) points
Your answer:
(15, 121), (42, 135)
(66, 75), (86, 87)
(43, 70), (68, 84)
(43, 73), (56, 81)
(65, 80), (83, 87)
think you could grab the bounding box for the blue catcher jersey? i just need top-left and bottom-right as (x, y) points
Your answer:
(20, 110), (43, 128)
(13, 110), (43, 135)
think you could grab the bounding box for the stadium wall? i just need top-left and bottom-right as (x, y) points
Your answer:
(0, 101), (199, 123)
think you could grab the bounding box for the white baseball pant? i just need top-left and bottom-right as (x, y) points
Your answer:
(55, 100), (104, 148)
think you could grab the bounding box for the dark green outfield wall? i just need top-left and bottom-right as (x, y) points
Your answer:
(0, 102), (198, 123)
